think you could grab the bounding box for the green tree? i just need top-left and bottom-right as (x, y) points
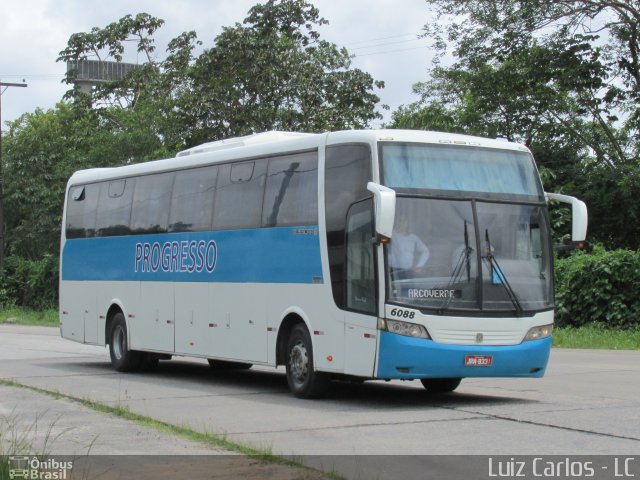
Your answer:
(395, 0), (640, 248)
(56, 3), (385, 149)
(4, 104), (95, 259)
(58, 13), (166, 108)
(1, 1), (387, 308)
(419, 0), (639, 165)
(57, 13), (194, 157)
(186, 0), (385, 143)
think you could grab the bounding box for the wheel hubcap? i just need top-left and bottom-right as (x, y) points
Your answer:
(113, 325), (125, 360)
(289, 341), (308, 384)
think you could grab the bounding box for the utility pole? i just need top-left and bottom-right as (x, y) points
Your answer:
(0, 81), (28, 271)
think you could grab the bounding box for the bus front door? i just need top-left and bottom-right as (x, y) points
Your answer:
(343, 200), (378, 377)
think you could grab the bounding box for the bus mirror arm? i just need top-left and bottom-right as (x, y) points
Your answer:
(545, 192), (588, 244)
(367, 182), (396, 243)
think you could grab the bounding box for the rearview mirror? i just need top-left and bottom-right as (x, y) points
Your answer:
(545, 192), (588, 245)
(367, 182), (396, 242)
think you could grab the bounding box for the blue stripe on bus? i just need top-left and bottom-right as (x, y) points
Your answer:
(61, 226), (323, 284)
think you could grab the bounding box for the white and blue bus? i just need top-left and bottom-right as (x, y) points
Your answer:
(60, 129), (587, 398)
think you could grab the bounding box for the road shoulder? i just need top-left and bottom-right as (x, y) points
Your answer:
(0, 383), (327, 479)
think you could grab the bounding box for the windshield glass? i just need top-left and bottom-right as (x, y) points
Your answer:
(386, 197), (552, 314)
(381, 143), (543, 198)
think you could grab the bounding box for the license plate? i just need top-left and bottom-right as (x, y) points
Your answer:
(464, 355), (493, 367)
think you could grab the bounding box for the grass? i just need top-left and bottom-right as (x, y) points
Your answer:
(0, 307), (58, 327)
(0, 380), (267, 457)
(552, 324), (640, 350)
(0, 404), (84, 480)
(0, 379), (341, 480)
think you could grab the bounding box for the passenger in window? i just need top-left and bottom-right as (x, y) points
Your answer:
(389, 215), (430, 278)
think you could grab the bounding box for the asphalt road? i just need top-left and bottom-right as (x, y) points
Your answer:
(1, 324), (639, 479)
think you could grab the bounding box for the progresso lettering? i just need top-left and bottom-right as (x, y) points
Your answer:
(134, 240), (217, 274)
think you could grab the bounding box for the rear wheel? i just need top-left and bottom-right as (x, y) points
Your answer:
(420, 378), (462, 393)
(286, 324), (329, 398)
(108, 313), (143, 372)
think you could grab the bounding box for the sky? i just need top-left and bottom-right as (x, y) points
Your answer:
(0, 0), (438, 129)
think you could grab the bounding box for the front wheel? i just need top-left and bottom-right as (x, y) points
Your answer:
(420, 378), (462, 393)
(285, 324), (329, 398)
(108, 313), (143, 372)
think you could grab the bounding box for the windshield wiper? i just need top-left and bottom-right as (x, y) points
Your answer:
(438, 222), (473, 312)
(451, 221), (473, 285)
(464, 220), (471, 283)
(483, 229), (524, 316)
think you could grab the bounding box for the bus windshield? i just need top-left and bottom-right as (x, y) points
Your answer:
(380, 142), (552, 314)
(385, 197), (553, 314)
(381, 142), (543, 198)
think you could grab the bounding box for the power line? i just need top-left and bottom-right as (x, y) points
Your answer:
(348, 38), (425, 52)
(353, 45), (431, 58)
(0, 35), (428, 80)
(0, 74), (64, 80)
(342, 33), (417, 47)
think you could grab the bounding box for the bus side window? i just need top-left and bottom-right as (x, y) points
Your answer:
(169, 166), (218, 232)
(96, 179), (135, 237)
(263, 152), (318, 227)
(66, 184), (99, 239)
(130, 172), (174, 235)
(345, 199), (377, 315)
(325, 144), (372, 310)
(213, 161), (267, 230)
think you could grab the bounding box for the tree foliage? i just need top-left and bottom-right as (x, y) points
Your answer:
(56, 2), (384, 149)
(419, 0), (639, 167)
(555, 246), (640, 329)
(1, 1), (386, 308)
(4, 104), (95, 259)
(394, 0), (640, 248)
(186, 0), (383, 143)
(57, 13), (198, 156)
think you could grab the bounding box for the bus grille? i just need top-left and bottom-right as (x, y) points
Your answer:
(432, 329), (523, 345)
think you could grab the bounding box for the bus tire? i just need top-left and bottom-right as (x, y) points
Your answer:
(207, 359), (252, 370)
(108, 313), (143, 372)
(420, 378), (461, 393)
(285, 324), (329, 398)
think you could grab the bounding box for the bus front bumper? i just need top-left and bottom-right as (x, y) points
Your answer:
(376, 331), (551, 379)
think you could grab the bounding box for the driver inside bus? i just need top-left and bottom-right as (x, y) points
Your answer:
(388, 214), (430, 276)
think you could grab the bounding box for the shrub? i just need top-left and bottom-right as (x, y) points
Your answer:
(555, 245), (640, 329)
(0, 255), (58, 310)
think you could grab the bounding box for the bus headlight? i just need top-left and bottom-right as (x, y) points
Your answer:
(379, 318), (430, 339)
(523, 324), (553, 342)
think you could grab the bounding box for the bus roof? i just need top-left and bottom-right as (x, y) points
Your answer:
(175, 131), (314, 157)
(67, 129), (531, 186)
